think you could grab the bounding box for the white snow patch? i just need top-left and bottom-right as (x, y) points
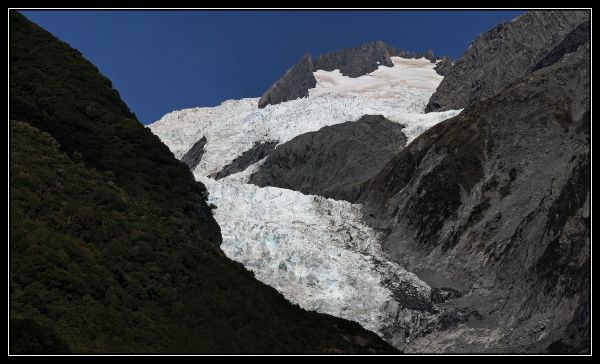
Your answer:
(310, 57), (443, 97)
(386, 109), (462, 144)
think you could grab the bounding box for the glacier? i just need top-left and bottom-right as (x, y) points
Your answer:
(148, 56), (462, 349)
(200, 176), (439, 348)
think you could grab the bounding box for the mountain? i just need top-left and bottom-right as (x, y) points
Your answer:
(259, 40), (447, 108)
(361, 46), (590, 353)
(150, 55), (456, 182)
(250, 10), (590, 353)
(9, 11), (396, 354)
(425, 10), (589, 112)
(358, 12), (590, 353)
(150, 10), (590, 353)
(258, 53), (317, 109)
(150, 40), (459, 351)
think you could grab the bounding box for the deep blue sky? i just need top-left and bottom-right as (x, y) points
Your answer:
(21, 10), (523, 124)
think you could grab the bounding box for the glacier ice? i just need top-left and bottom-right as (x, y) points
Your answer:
(149, 56), (462, 349)
(200, 176), (439, 348)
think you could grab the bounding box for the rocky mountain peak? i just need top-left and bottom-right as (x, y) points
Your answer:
(425, 10), (589, 112)
(313, 40), (394, 77)
(258, 53), (316, 109)
(258, 40), (449, 109)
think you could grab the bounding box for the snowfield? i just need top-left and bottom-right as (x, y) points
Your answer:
(149, 56), (461, 349)
(310, 57), (446, 97)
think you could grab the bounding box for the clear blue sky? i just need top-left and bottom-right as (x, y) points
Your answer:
(21, 10), (523, 124)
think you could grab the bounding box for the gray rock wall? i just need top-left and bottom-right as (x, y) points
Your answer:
(313, 40), (394, 78)
(250, 115), (407, 202)
(360, 41), (590, 353)
(258, 53), (316, 109)
(180, 136), (207, 170)
(425, 10), (589, 112)
(212, 140), (278, 180)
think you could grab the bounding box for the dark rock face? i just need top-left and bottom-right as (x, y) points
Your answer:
(425, 10), (589, 112)
(313, 40), (394, 78)
(430, 288), (462, 304)
(180, 136), (206, 170)
(250, 115), (406, 202)
(258, 53), (316, 109)
(212, 140), (278, 180)
(389, 281), (437, 314)
(433, 56), (453, 76)
(531, 19), (590, 72)
(361, 42), (590, 353)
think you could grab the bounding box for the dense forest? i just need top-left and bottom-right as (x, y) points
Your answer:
(8, 11), (395, 354)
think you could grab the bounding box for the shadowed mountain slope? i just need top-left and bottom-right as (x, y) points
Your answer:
(9, 11), (396, 354)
